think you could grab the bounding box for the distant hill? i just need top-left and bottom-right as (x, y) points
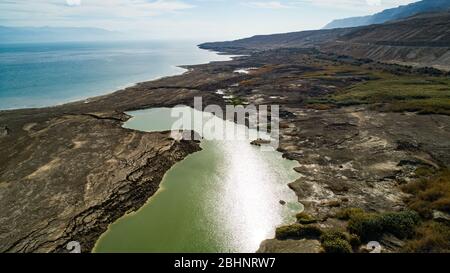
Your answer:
(200, 11), (450, 70)
(324, 0), (450, 29)
(0, 26), (123, 44)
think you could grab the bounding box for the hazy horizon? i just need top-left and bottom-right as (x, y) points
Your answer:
(0, 0), (418, 41)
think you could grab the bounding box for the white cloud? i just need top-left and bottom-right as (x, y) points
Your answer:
(66, 0), (81, 6)
(245, 1), (289, 9)
(1, 0), (194, 20)
(366, 0), (382, 6)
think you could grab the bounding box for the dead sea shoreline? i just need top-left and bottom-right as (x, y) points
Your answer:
(0, 50), (234, 253)
(1, 46), (450, 253)
(0, 48), (286, 253)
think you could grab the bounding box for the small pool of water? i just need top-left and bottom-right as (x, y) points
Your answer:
(94, 107), (302, 253)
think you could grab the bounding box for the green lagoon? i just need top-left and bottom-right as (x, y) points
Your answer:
(94, 107), (302, 253)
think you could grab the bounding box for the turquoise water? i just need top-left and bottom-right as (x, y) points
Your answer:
(0, 41), (231, 110)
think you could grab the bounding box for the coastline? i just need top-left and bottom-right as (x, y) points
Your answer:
(1, 45), (449, 253)
(0, 41), (235, 111)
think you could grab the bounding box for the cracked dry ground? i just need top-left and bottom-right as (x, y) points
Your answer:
(0, 112), (201, 253)
(259, 108), (450, 252)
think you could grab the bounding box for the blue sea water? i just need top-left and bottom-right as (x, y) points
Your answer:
(0, 41), (231, 110)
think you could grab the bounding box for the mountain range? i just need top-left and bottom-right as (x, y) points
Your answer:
(324, 0), (450, 29)
(200, 10), (450, 70)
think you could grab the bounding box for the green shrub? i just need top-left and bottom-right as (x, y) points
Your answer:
(379, 211), (421, 239)
(320, 230), (355, 253)
(347, 210), (420, 241)
(320, 230), (348, 242)
(347, 212), (384, 241)
(322, 238), (353, 253)
(335, 208), (365, 220)
(296, 212), (318, 224)
(275, 224), (323, 240)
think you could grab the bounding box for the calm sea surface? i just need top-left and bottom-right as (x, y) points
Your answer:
(0, 40), (231, 110)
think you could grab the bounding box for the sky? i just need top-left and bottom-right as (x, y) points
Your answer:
(0, 0), (419, 40)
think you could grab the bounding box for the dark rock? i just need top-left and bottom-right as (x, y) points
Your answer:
(396, 140), (420, 151)
(289, 180), (314, 199)
(279, 110), (295, 119)
(250, 138), (271, 146)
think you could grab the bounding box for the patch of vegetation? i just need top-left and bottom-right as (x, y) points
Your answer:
(326, 77), (450, 115)
(275, 224), (323, 240)
(322, 239), (353, 254)
(332, 169), (450, 252)
(335, 207), (365, 220)
(403, 221), (450, 253)
(399, 169), (450, 253)
(320, 230), (348, 242)
(347, 210), (420, 241)
(301, 64), (372, 80)
(320, 230), (353, 253)
(379, 211), (421, 238)
(347, 212), (383, 241)
(402, 168), (450, 219)
(296, 212), (319, 224)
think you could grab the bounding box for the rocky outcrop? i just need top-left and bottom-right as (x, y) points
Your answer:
(257, 239), (321, 253)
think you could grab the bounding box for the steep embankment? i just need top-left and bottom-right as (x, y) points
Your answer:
(200, 11), (450, 70)
(321, 12), (450, 70)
